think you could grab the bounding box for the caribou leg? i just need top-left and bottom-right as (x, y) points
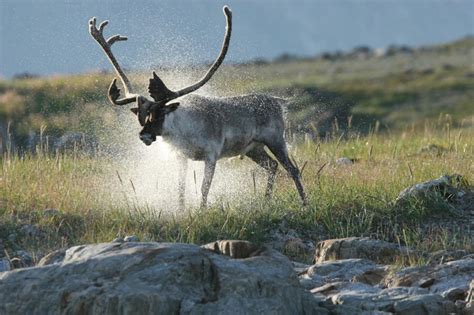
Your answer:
(266, 141), (307, 205)
(201, 159), (216, 208)
(246, 146), (278, 198)
(177, 155), (188, 210)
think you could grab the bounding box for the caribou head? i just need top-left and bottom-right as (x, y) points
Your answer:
(88, 6), (232, 145)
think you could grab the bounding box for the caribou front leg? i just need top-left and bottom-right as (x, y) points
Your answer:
(178, 155), (188, 210)
(201, 159), (216, 208)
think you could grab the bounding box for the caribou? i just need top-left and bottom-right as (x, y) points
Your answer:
(88, 6), (307, 207)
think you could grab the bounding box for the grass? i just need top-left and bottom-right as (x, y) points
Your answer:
(1, 120), (472, 265)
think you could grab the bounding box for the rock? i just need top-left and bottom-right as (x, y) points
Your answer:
(20, 224), (41, 238)
(7, 233), (17, 243)
(335, 157), (354, 165)
(299, 258), (381, 289)
(266, 228), (300, 252)
(395, 174), (468, 205)
(331, 287), (455, 315)
(0, 259), (11, 272)
(282, 238), (313, 260)
(202, 240), (261, 258)
(11, 250), (33, 268)
(37, 249), (66, 266)
(353, 266), (390, 286)
(310, 282), (456, 314)
(385, 258), (474, 302)
(444, 288), (466, 302)
(292, 261), (311, 275)
(428, 249), (470, 264)
(0, 241), (319, 314)
(314, 237), (410, 264)
(123, 235), (139, 242)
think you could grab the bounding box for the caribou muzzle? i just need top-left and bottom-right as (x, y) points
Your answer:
(139, 133), (156, 146)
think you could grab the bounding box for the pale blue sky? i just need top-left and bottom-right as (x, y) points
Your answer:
(0, 0), (473, 78)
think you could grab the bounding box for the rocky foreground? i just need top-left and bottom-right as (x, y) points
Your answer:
(0, 238), (472, 315)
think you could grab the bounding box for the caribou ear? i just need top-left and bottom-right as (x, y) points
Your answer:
(148, 71), (177, 102)
(164, 102), (180, 115)
(130, 107), (139, 115)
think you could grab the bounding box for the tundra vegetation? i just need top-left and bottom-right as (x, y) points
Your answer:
(0, 36), (472, 265)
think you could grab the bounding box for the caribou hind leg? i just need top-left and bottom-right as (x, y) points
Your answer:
(246, 146), (278, 198)
(177, 155), (188, 210)
(201, 159), (217, 208)
(266, 140), (308, 205)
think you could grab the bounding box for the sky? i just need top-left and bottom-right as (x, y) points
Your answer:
(0, 0), (473, 78)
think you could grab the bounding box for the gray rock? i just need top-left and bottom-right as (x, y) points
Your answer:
(395, 174), (467, 205)
(385, 258), (474, 302)
(202, 240), (261, 258)
(0, 259), (11, 272)
(20, 224), (40, 238)
(314, 237), (411, 264)
(0, 242), (318, 314)
(332, 287), (456, 315)
(123, 235), (139, 242)
(299, 258), (381, 289)
(428, 249), (469, 265)
(335, 157), (353, 165)
(37, 249), (66, 266)
(7, 233), (16, 243)
(11, 250), (33, 268)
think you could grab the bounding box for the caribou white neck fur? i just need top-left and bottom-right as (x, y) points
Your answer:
(89, 6), (307, 208)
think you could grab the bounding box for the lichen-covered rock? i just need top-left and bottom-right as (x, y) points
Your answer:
(299, 258), (382, 289)
(427, 249), (470, 265)
(37, 249), (66, 266)
(384, 258), (474, 302)
(312, 283), (456, 315)
(0, 242), (319, 314)
(314, 237), (410, 264)
(395, 174), (468, 205)
(0, 258), (11, 272)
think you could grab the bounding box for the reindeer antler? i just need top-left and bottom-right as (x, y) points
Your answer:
(148, 6), (232, 102)
(89, 17), (137, 105)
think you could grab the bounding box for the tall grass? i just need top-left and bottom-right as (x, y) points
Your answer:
(1, 120), (472, 265)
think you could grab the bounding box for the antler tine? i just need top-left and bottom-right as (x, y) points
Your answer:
(98, 20), (108, 33)
(107, 34), (128, 46)
(172, 6), (232, 97)
(89, 17), (137, 105)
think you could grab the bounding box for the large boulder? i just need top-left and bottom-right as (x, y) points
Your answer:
(314, 237), (410, 264)
(0, 241), (321, 314)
